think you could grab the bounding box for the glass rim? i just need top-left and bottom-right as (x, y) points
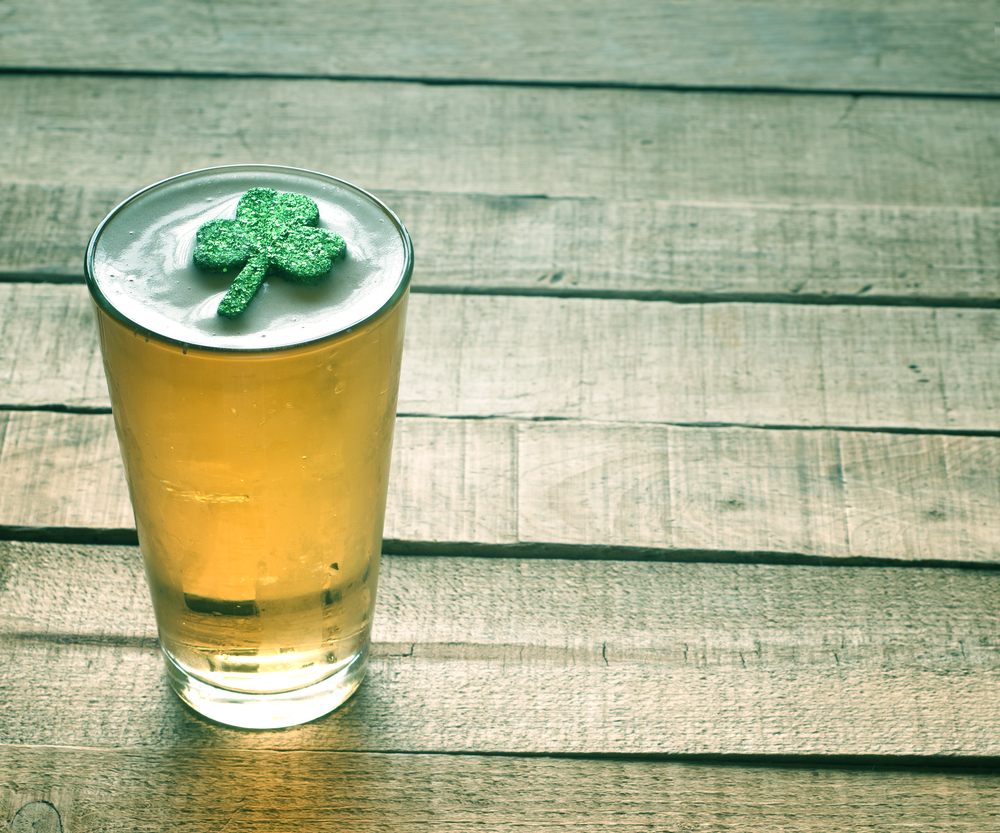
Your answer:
(85, 164), (414, 354)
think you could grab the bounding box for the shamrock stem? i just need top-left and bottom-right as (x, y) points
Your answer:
(217, 255), (268, 319)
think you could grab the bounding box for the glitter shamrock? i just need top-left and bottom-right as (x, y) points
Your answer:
(193, 187), (347, 319)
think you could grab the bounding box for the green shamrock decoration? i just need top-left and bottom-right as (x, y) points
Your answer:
(193, 188), (347, 319)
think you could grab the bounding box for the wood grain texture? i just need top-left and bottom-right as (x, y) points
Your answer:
(2, 542), (999, 756)
(5, 182), (1000, 304)
(519, 423), (1000, 563)
(5, 284), (1000, 431)
(0, 411), (134, 531)
(388, 418), (518, 547)
(2, 748), (999, 833)
(1, 0), (996, 94)
(0, 284), (106, 410)
(3, 0), (996, 818)
(2, 76), (998, 208)
(0, 411), (519, 547)
(840, 432), (1000, 564)
(4, 413), (1000, 565)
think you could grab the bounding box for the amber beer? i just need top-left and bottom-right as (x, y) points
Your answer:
(86, 167), (412, 728)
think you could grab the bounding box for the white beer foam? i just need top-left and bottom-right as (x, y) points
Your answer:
(88, 166), (411, 351)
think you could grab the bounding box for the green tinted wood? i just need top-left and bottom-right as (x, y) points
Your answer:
(0, 0), (995, 94)
(2, 77), (998, 206)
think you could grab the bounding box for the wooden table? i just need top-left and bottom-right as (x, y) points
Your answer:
(2, 3), (999, 829)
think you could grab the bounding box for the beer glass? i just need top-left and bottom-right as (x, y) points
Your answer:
(85, 166), (412, 728)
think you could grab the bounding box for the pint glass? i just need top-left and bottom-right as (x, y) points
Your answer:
(85, 166), (412, 728)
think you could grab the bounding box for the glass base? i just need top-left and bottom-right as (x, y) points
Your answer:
(162, 643), (369, 729)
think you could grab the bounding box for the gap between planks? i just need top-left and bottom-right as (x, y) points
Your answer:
(9, 279), (1000, 311)
(3, 746), (999, 833)
(6, 67), (1000, 101)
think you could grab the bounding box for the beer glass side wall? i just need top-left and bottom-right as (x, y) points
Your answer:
(95, 292), (408, 706)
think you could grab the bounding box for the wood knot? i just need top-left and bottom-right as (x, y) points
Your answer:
(11, 801), (62, 833)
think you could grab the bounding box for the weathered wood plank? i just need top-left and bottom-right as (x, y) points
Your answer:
(520, 423), (1000, 564)
(0, 284), (107, 410)
(7, 636), (998, 757)
(4, 182), (1000, 304)
(2, 542), (999, 756)
(388, 418), (518, 547)
(7, 411), (998, 564)
(2, 748), (998, 833)
(0, 411), (134, 532)
(5, 284), (999, 431)
(1, 0), (995, 95)
(2, 76), (998, 207)
(0, 412), (519, 547)
(840, 432), (1000, 564)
